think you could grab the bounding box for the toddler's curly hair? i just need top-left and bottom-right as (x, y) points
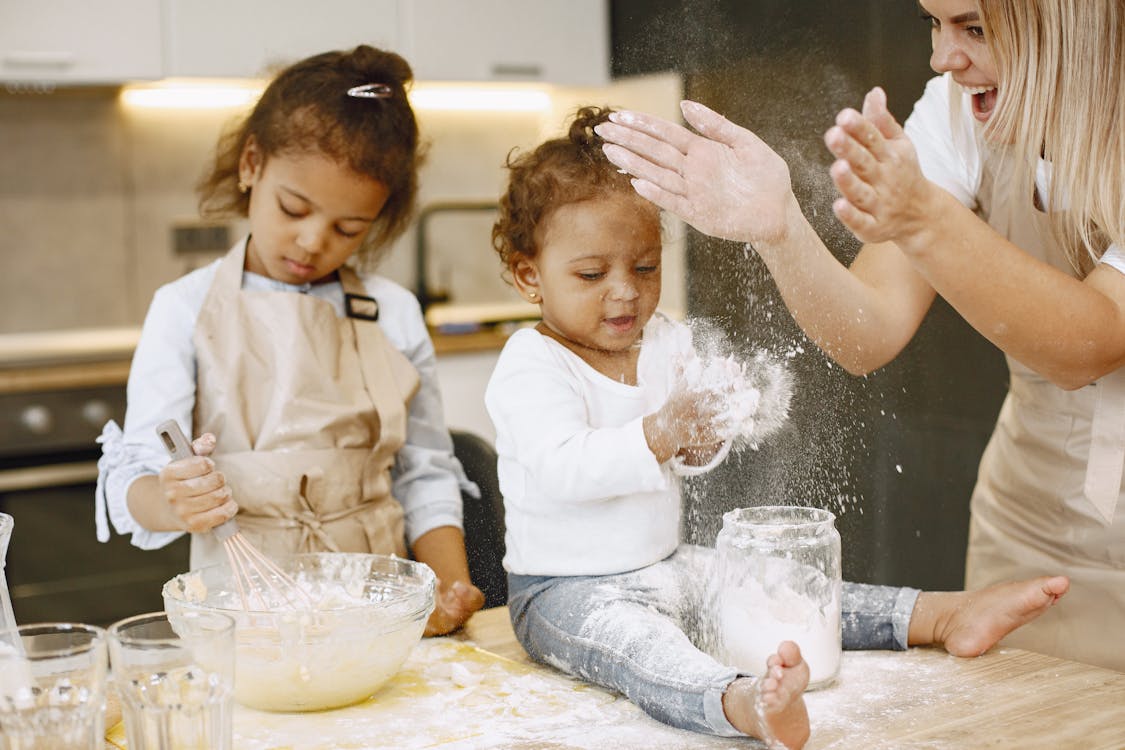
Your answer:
(492, 106), (644, 271)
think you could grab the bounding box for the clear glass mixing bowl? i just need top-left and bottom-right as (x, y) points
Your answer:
(162, 553), (435, 712)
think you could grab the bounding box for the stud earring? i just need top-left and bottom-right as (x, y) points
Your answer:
(237, 181), (250, 194)
(528, 291), (539, 302)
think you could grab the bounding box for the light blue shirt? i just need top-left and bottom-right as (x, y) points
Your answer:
(96, 248), (474, 550)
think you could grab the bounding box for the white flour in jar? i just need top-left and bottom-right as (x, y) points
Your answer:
(717, 556), (842, 686)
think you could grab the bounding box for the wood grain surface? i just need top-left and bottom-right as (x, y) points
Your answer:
(457, 607), (1125, 750)
(104, 602), (1125, 749)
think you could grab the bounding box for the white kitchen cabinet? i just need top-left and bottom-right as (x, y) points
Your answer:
(0, 0), (162, 84)
(161, 0), (401, 78)
(401, 0), (609, 86)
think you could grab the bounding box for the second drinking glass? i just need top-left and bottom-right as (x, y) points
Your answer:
(108, 610), (235, 750)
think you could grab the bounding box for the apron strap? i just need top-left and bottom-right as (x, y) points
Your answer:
(238, 499), (384, 553)
(1084, 368), (1125, 524)
(337, 265), (419, 427)
(214, 238), (249, 292)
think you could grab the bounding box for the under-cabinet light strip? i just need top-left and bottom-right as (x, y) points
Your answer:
(120, 80), (552, 112)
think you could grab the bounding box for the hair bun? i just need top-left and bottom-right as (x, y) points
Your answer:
(347, 44), (413, 91)
(568, 106), (614, 147)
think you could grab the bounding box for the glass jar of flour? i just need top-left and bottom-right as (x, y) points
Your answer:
(713, 506), (842, 689)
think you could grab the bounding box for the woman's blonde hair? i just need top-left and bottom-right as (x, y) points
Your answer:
(978, 0), (1124, 275)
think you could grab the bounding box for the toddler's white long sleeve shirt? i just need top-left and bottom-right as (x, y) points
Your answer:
(486, 313), (695, 576)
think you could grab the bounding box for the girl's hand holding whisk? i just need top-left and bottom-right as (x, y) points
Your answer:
(157, 432), (238, 534)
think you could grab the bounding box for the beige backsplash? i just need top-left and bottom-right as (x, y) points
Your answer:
(0, 72), (683, 336)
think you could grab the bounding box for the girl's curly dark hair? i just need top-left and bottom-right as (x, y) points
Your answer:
(197, 45), (423, 266)
(492, 106), (643, 271)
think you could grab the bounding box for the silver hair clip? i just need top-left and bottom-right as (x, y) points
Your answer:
(347, 83), (394, 99)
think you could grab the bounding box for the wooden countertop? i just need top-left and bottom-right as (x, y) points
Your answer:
(454, 607), (1125, 749)
(105, 606), (1125, 749)
(0, 322), (522, 394)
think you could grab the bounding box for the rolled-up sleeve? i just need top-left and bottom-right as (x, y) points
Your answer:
(903, 73), (981, 210)
(1098, 244), (1125, 276)
(96, 274), (207, 549)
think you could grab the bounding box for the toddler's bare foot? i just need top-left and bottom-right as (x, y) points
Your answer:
(909, 575), (1070, 657)
(723, 641), (810, 749)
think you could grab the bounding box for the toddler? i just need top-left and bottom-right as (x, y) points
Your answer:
(485, 106), (1070, 747)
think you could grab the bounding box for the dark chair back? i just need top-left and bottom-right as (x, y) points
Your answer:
(451, 430), (507, 608)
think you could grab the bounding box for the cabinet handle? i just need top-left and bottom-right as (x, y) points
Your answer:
(490, 63), (542, 79)
(3, 52), (77, 70)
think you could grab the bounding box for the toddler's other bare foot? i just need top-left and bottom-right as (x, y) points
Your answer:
(723, 641), (810, 749)
(910, 575), (1070, 657)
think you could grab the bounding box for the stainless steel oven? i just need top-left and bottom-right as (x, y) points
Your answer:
(0, 375), (189, 626)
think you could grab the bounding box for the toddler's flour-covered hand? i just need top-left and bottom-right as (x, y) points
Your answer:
(157, 432), (238, 534)
(662, 353), (765, 476)
(643, 370), (727, 465)
(680, 354), (761, 443)
(682, 321), (794, 450)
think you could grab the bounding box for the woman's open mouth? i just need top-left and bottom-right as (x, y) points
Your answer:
(964, 85), (998, 122)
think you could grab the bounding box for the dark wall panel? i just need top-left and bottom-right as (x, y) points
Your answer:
(611, 0), (1009, 590)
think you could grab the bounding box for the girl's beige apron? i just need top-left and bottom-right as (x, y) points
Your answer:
(967, 155), (1125, 671)
(188, 241), (419, 571)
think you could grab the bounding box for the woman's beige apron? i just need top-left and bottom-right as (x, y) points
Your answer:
(188, 241), (419, 570)
(966, 156), (1125, 670)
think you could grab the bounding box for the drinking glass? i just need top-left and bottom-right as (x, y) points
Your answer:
(0, 514), (15, 636)
(0, 622), (108, 750)
(108, 611), (235, 750)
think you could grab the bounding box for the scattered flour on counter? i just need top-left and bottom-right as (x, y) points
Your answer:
(225, 639), (745, 750)
(804, 649), (963, 749)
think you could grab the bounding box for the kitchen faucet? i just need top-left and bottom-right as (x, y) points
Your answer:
(414, 201), (500, 312)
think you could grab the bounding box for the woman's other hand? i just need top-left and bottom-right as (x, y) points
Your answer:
(425, 579), (486, 636)
(595, 102), (801, 246)
(824, 87), (939, 246)
(156, 432), (237, 533)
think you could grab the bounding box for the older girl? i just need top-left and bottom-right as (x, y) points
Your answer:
(97, 45), (484, 635)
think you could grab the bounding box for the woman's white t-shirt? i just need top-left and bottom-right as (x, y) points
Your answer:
(903, 72), (1125, 273)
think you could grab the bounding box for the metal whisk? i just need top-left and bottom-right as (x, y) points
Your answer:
(156, 419), (311, 612)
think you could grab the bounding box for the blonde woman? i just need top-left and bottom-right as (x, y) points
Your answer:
(595, 0), (1125, 671)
